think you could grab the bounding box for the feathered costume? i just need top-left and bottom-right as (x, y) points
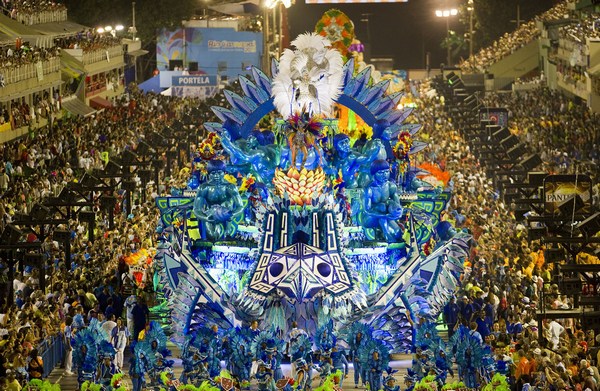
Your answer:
(72, 319), (109, 387)
(129, 337), (158, 391)
(143, 321), (172, 358)
(448, 325), (496, 388)
(482, 373), (510, 391)
(341, 323), (371, 387)
(181, 335), (208, 385)
(251, 329), (285, 381)
(359, 337), (390, 391)
(382, 369), (399, 391)
(272, 33), (344, 119)
(413, 321), (451, 384)
(225, 330), (254, 384)
(23, 379), (61, 391)
(289, 333), (313, 364)
(289, 334), (313, 391)
(315, 321), (336, 355)
(183, 326), (221, 379)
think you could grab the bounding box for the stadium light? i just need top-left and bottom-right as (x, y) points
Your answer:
(435, 8), (458, 66)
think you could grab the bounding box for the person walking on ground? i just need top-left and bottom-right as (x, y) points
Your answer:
(111, 317), (130, 371)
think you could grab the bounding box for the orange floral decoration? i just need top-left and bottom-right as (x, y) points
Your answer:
(315, 9), (355, 56)
(418, 162), (451, 186)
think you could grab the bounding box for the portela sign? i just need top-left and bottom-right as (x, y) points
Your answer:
(172, 75), (217, 87)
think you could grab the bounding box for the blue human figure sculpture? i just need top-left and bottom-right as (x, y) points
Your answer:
(330, 134), (382, 188)
(362, 160), (404, 242)
(356, 120), (395, 187)
(220, 131), (281, 184)
(193, 160), (244, 241)
(368, 119), (395, 160)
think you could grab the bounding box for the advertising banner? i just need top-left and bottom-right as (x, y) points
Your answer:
(479, 107), (509, 127)
(543, 174), (593, 216)
(172, 75), (218, 87)
(157, 27), (262, 83)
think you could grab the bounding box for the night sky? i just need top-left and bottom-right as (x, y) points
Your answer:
(288, 0), (460, 70)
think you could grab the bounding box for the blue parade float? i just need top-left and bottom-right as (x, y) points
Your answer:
(154, 32), (472, 354)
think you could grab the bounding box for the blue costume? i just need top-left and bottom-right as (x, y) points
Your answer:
(331, 349), (349, 389)
(359, 338), (390, 391)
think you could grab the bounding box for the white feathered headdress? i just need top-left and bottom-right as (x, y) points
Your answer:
(272, 33), (344, 119)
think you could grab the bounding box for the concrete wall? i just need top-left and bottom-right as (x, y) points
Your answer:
(487, 39), (540, 81)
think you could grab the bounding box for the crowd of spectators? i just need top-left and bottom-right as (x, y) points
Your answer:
(0, 19), (599, 390)
(0, 42), (61, 86)
(460, 1), (571, 73)
(0, 89), (208, 388)
(484, 87), (600, 185)
(407, 76), (600, 391)
(558, 12), (600, 43)
(54, 30), (122, 54)
(1, 0), (67, 25)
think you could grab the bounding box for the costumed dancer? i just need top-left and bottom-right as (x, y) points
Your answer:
(96, 341), (118, 389)
(222, 328), (252, 386)
(129, 337), (157, 391)
(187, 326), (221, 380)
(72, 319), (109, 388)
(315, 322), (336, 359)
(286, 322), (308, 378)
(252, 329), (284, 382)
(330, 346), (349, 389)
(434, 348), (454, 387)
(142, 321), (172, 359)
(382, 369), (399, 391)
(150, 352), (175, 389)
(255, 359), (275, 391)
(360, 337), (390, 391)
(346, 323), (370, 388)
(293, 358), (310, 391)
(228, 334), (253, 388)
(411, 348), (435, 380)
(187, 349), (212, 386)
(289, 334), (313, 390)
(272, 346), (285, 382)
(448, 324), (496, 388)
(316, 355), (332, 385)
(403, 371), (418, 391)
(180, 338), (199, 385)
(209, 325), (223, 377)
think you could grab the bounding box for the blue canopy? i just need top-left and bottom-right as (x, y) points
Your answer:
(138, 75), (162, 94)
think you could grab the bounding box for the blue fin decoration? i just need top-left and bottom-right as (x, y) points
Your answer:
(252, 66), (272, 96)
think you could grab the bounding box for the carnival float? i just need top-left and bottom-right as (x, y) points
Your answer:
(153, 9), (473, 383)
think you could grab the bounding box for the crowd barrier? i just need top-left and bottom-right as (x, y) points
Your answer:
(38, 335), (64, 378)
(0, 57), (60, 86)
(81, 46), (124, 65)
(14, 9), (67, 25)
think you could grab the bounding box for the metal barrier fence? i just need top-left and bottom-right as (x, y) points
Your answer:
(39, 335), (64, 378)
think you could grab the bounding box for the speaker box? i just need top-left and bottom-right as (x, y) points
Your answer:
(520, 154), (542, 171)
(1, 225), (22, 244)
(507, 143), (527, 161)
